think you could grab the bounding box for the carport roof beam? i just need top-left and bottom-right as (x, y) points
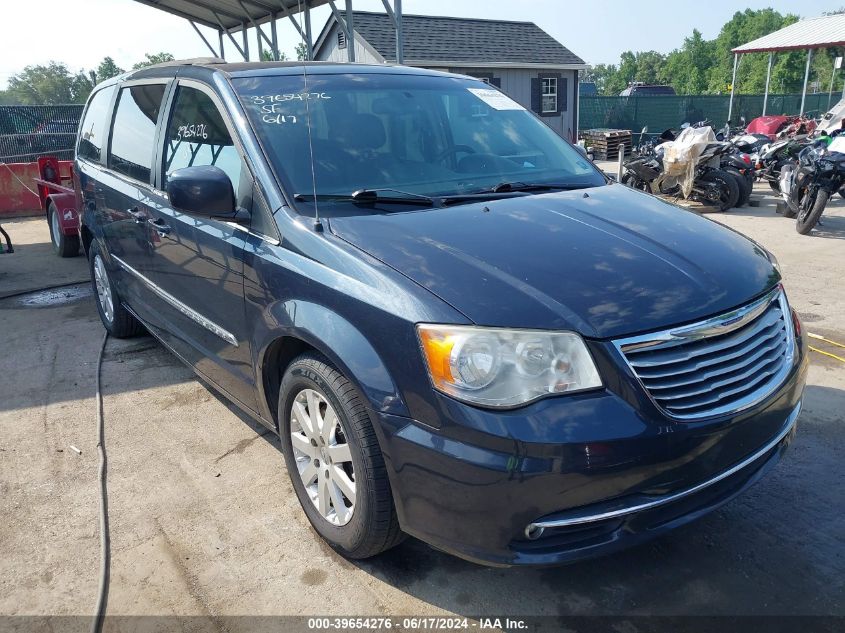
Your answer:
(131, 0), (330, 32)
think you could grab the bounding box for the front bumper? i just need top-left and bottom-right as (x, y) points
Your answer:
(377, 346), (807, 567)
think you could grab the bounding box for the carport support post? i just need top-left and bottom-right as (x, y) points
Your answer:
(345, 1), (355, 62)
(727, 53), (739, 123)
(305, 1), (313, 60)
(218, 30), (225, 60)
(763, 52), (773, 116)
(801, 48), (814, 115)
(242, 23), (250, 61)
(395, 0), (403, 64)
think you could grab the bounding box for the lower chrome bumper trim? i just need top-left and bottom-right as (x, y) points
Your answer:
(525, 401), (801, 538)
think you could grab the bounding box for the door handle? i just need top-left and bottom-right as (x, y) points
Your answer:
(127, 207), (145, 224)
(148, 217), (171, 236)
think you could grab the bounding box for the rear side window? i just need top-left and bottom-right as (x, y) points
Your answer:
(77, 86), (115, 162)
(163, 86), (244, 200)
(109, 84), (167, 183)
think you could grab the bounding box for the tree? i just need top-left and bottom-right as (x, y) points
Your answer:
(582, 63), (617, 95)
(132, 52), (175, 70)
(296, 42), (308, 61)
(663, 30), (715, 95)
(5, 62), (91, 104)
(260, 49), (289, 61)
(95, 57), (124, 83)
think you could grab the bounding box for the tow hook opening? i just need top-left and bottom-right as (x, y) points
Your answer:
(524, 524), (545, 540)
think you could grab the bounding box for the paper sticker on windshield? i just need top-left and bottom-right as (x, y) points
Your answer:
(467, 88), (524, 111)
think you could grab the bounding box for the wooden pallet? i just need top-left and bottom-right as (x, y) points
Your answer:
(580, 129), (632, 160)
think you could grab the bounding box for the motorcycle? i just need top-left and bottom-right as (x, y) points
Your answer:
(756, 136), (812, 192)
(779, 141), (845, 234)
(623, 127), (740, 211)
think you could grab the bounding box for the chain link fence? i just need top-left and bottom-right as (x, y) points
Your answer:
(0, 105), (84, 163)
(579, 92), (835, 136)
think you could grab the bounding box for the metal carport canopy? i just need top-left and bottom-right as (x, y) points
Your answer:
(728, 14), (845, 120)
(132, 0), (406, 63)
(133, 0), (330, 32)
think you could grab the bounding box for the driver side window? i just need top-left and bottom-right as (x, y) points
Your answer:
(163, 86), (246, 201)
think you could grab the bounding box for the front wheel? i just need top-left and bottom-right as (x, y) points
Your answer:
(724, 168), (751, 207)
(796, 189), (829, 235)
(48, 202), (80, 257)
(697, 169), (740, 212)
(278, 353), (404, 559)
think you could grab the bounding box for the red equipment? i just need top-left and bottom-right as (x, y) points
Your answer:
(34, 156), (80, 257)
(746, 115), (817, 140)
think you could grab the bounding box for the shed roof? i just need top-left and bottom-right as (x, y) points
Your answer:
(320, 11), (586, 68)
(132, 0), (328, 32)
(732, 13), (845, 53)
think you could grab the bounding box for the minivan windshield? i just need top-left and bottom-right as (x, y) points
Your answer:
(233, 72), (605, 205)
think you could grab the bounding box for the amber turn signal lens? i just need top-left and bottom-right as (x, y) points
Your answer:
(418, 327), (455, 386)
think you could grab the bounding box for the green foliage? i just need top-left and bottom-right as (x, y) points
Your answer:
(5, 62), (91, 104)
(261, 49), (290, 61)
(2, 53), (173, 105)
(296, 42), (308, 61)
(95, 57), (124, 83)
(132, 52), (175, 70)
(589, 9), (845, 98)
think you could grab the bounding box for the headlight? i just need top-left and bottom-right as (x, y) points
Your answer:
(417, 324), (602, 408)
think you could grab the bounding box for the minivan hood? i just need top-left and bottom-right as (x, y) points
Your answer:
(329, 184), (779, 339)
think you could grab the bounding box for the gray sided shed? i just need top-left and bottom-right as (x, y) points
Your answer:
(313, 11), (587, 140)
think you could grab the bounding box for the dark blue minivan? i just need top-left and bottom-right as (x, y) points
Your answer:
(75, 59), (807, 567)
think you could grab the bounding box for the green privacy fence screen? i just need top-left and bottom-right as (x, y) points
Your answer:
(578, 93), (836, 136)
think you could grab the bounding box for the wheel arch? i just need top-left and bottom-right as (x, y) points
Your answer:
(257, 301), (410, 429)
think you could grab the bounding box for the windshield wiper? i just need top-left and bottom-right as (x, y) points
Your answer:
(293, 189), (436, 206)
(489, 181), (593, 193)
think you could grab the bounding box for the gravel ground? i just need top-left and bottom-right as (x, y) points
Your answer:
(0, 186), (843, 630)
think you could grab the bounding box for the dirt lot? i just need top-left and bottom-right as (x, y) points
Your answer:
(1, 185), (843, 628)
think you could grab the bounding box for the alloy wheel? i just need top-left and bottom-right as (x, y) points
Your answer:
(290, 388), (356, 526)
(93, 254), (114, 323)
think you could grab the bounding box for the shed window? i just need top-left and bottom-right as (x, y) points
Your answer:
(337, 30), (347, 49)
(541, 77), (558, 114)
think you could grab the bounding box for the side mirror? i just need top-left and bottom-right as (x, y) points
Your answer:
(166, 165), (236, 217)
(740, 116), (747, 126)
(641, 126), (649, 134)
(575, 144), (588, 158)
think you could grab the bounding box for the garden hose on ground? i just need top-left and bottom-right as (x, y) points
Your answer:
(808, 332), (845, 364)
(91, 331), (110, 633)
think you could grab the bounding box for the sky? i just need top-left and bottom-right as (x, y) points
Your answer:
(0, 0), (841, 88)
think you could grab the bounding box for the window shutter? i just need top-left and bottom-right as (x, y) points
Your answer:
(530, 77), (541, 113)
(558, 76), (567, 114)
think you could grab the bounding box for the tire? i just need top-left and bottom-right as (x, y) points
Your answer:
(725, 168), (751, 207)
(48, 202), (80, 257)
(697, 169), (740, 212)
(768, 160), (791, 192)
(88, 240), (145, 337)
(796, 189), (829, 235)
(278, 353), (404, 559)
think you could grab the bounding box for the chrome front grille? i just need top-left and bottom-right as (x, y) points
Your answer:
(615, 287), (795, 420)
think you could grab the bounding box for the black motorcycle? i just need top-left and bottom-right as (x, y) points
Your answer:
(756, 136), (812, 192)
(780, 142), (845, 234)
(623, 130), (739, 211)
